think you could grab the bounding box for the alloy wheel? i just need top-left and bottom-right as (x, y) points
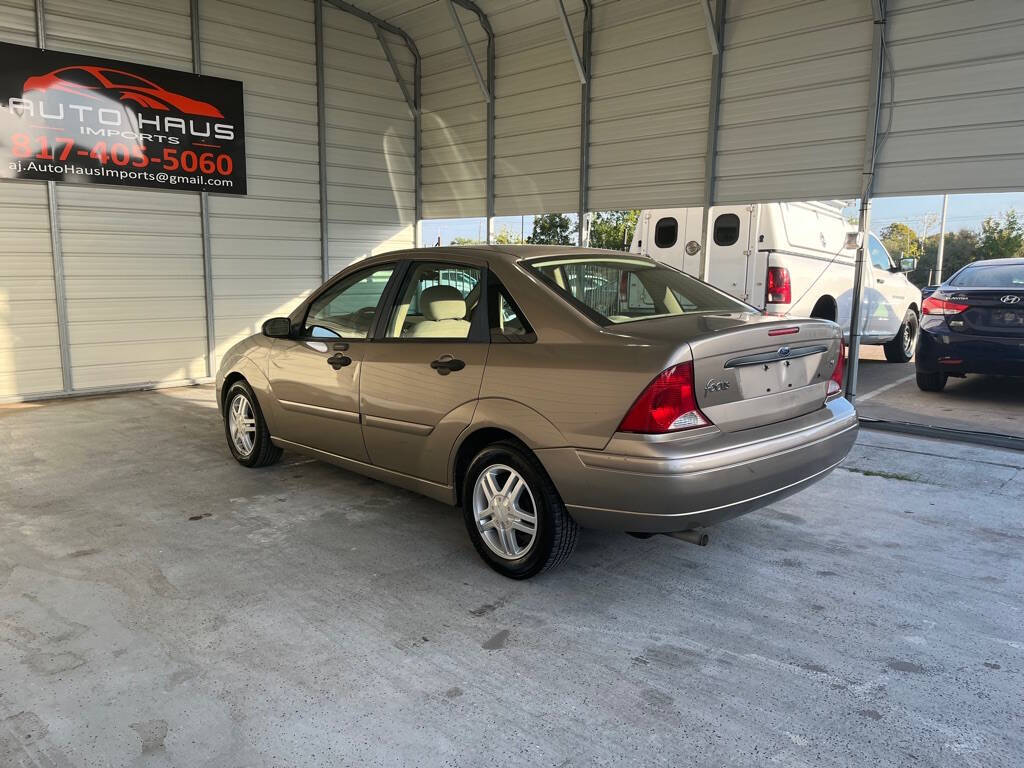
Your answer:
(228, 393), (257, 457)
(472, 464), (538, 559)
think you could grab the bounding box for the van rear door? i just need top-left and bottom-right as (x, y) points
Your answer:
(705, 205), (758, 303)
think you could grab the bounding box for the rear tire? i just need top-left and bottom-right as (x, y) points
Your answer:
(916, 371), (947, 392)
(462, 440), (578, 579)
(223, 380), (282, 467)
(884, 310), (919, 363)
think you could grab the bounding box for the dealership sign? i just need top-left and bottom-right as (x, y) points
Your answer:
(0, 42), (246, 194)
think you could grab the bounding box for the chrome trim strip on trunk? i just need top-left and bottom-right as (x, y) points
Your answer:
(724, 344), (828, 368)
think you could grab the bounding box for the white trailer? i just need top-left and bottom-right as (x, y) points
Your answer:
(630, 202), (922, 363)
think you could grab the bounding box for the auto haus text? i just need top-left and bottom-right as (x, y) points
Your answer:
(3, 97), (235, 144)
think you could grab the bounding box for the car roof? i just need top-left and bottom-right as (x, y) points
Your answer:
(349, 245), (655, 269)
(960, 257), (1024, 267)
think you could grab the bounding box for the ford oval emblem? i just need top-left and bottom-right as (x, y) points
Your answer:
(778, 346), (791, 358)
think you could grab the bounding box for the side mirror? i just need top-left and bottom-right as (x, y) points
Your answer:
(899, 257), (918, 273)
(262, 317), (292, 338)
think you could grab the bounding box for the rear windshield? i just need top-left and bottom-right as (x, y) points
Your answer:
(525, 256), (752, 325)
(949, 263), (1024, 288)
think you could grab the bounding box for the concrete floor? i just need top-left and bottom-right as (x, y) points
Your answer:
(1, 386), (1021, 768)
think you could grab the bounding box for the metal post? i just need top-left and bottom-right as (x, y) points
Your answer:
(846, 0), (887, 403)
(577, 0), (593, 247)
(35, 0), (72, 392)
(190, 0), (216, 378)
(552, 0), (587, 84)
(315, 0), (330, 282)
(935, 193), (949, 283)
(449, 1), (494, 242)
(698, 0), (725, 281)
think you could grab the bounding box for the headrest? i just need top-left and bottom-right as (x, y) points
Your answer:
(420, 285), (467, 321)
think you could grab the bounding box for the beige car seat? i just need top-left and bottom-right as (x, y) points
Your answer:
(408, 285), (471, 338)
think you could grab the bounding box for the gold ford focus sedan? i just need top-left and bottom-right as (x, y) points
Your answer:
(216, 246), (858, 578)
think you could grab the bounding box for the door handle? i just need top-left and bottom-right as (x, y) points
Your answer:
(327, 353), (352, 370)
(430, 355), (465, 375)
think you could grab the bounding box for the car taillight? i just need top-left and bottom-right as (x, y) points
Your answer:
(766, 267), (791, 304)
(618, 361), (711, 434)
(922, 295), (968, 315)
(826, 339), (845, 398)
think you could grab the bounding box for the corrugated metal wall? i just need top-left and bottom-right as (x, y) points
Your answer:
(873, 0), (1024, 196)
(0, 0), (62, 398)
(714, 0), (871, 204)
(4, 0), (1024, 399)
(491, 0), (580, 216)
(200, 0), (322, 362)
(323, 6), (415, 275)
(589, 0), (712, 211)
(45, 0), (209, 390)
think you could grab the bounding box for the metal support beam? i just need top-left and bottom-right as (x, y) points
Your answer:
(700, 0), (719, 56)
(552, 0), (587, 84)
(191, 0), (217, 377)
(326, 0), (422, 238)
(577, 0), (593, 246)
(450, 0), (494, 240)
(846, 0), (887, 403)
(698, 0), (725, 281)
(315, 0), (330, 282)
(375, 24), (417, 117)
(35, 0), (72, 392)
(446, 0), (489, 102)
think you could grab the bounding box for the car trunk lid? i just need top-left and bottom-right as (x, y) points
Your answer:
(943, 289), (1024, 336)
(617, 313), (842, 433)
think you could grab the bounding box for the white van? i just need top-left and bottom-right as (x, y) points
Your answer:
(630, 201), (922, 363)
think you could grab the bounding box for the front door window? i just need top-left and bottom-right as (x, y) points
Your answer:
(304, 266), (395, 339)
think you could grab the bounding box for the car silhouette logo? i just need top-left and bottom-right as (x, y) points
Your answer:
(1001, 295), (1021, 304)
(22, 65), (224, 118)
(777, 346), (791, 357)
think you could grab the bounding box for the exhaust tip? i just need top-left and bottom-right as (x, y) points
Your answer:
(665, 530), (709, 547)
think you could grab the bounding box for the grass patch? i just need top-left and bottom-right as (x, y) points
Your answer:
(844, 467), (919, 482)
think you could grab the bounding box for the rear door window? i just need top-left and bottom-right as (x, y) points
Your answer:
(713, 213), (741, 246)
(654, 217), (678, 248)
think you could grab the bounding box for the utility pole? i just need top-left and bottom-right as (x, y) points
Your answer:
(935, 194), (949, 283)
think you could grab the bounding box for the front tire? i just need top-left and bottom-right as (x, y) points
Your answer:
(462, 441), (578, 579)
(223, 380), (282, 467)
(916, 371), (947, 392)
(884, 310), (919, 363)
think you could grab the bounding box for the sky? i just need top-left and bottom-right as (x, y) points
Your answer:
(421, 192), (1024, 246)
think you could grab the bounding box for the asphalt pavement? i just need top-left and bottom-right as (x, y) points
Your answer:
(852, 346), (1024, 439)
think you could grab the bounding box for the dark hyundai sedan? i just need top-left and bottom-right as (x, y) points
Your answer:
(916, 258), (1024, 391)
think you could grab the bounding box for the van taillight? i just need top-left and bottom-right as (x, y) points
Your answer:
(826, 339), (845, 398)
(618, 361), (711, 434)
(766, 267), (791, 304)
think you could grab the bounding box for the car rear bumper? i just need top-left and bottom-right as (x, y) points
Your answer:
(536, 398), (858, 533)
(916, 325), (1024, 376)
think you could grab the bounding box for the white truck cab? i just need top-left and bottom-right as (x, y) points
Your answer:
(630, 201), (922, 362)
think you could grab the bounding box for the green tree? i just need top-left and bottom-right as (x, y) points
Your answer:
(879, 222), (923, 261)
(493, 226), (524, 245)
(588, 210), (640, 251)
(527, 213), (576, 245)
(449, 236), (479, 245)
(912, 229), (980, 287)
(977, 209), (1024, 261)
